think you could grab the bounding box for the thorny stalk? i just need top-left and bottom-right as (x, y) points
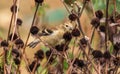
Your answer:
(4, 0), (18, 73)
(78, 0), (87, 17)
(66, 47), (81, 74)
(98, 61), (101, 74)
(31, 59), (38, 74)
(17, 4), (41, 73)
(40, 51), (54, 74)
(7, 0), (17, 41)
(72, 38), (77, 56)
(105, 0), (109, 50)
(3, 49), (7, 74)
(23, 3), (40, 54)
(11, 0), (20, 41)
(105, 61), (108, 74)
(79, 43), (99, 74)
(89, 0), (95, 17)
(90, 27), (96, 44)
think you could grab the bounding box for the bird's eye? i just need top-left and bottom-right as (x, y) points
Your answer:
(66, 25), (68, 27)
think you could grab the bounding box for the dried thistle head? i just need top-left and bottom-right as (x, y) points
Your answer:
(95, 10), (103, 19)
(34, 49), (44, 60)
(0, 40), (9, 47)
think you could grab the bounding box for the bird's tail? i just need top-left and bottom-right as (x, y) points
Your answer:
(27, 39), (40, 48)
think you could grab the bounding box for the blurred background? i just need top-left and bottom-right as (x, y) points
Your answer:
(1, 0), (120, 73)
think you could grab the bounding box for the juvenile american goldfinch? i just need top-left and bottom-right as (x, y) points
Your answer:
(28, 21), (75, 48)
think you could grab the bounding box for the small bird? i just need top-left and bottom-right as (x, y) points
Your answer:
(28, 21), (75, 48)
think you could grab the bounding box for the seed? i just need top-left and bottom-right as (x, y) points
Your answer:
(92, 50), (103, 59)
(17, 18), (23, 26)
(55, 44), (68, 51)
(10, 5), (18, 13)
(46, 50), (52, 58)
(91, 17), (100, 28)
(103, 51), (111, 60)
(12, 49), (20, 58)
(113, 42), (120, 51)
(113, 57), (120, 66)
(68, 13), (77, 21)
(95, 10), (103, 19)
(8, 33), (18, 41)
(73, 58), (85, 68)
(29, 60), (40, 72)
(14, 58), (20, 65)
(30, 26), (39, 35)
(0, 40), (9, 47)
(72, 28), (80, 37)
(15, 38), (24, 48)
(63, 32), (72, 41)
(99, 25), (106, 33)
(35, 0), (44, 4)
(34, 50), (44, 60)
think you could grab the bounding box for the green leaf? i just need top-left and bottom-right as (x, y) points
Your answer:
(7, 47), (13, 64)
(110, 44), (114, 54)
(63, 60), (69, 70)
(41, 46), (49, 52)
(41, 68), (48, 74)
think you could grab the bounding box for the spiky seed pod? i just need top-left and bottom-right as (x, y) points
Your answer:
(95, 10), (103, 19)
(92, 50), (103, 59)
(8, 33), (18, 41)
(28, 60), (40, 72)
(30, 26), (39, 35)
(35, 0), (44, 4)
(103, 51), (111, 60)
(113, 57), (120, 66)
(45, 50), (55, 64)
(15, 38), (24, 48)
(14, 58), (20, 65)
(46, 50), (52, 58)
(48, 57), (55, 64)
(34, 50), (44, 60)
(73, 58), (85, 68)
(109, 16), (115, 23)
(12, 49), (20, 58)
(113, 42), (120, 52)
(17, 18), (23, 26)
(55, 44), (68, 51)
(10, 5), (17, 13)
(63, 32), (72, 41)
(79, 37), (88, 48)
(91, 17), (100, 28)
(72, 28), (80, 37)
(0, 40), (9, 47)
(68, 13), (77, 21)
(107, 69), (114, 74)
(99, 25), (106, 33)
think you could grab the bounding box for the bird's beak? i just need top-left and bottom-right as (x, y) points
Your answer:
(70, 27), (73, 30)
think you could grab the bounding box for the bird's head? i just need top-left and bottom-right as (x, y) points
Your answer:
(63, 21), (75, 31)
